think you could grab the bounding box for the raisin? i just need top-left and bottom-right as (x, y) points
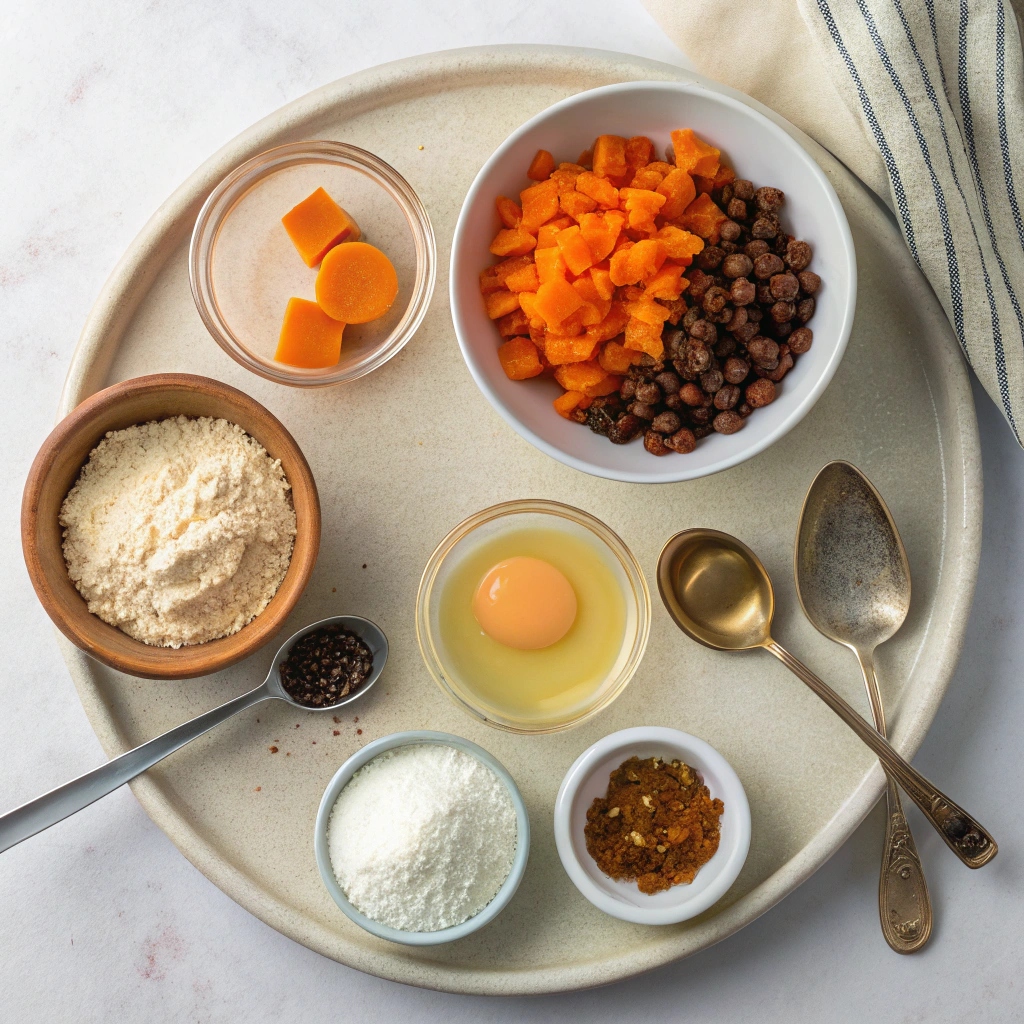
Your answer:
(687, 318), (717, 347)
(753, 253), (784, 280)
(665, 427), (697, 454)
(719, 219), (742, 242)
(770, 272), (800, 301)
(772, 320), (793, 340)
(747, 336), (780, 368)
(751, 217), (778, 239)
(635, 381), (662, 405)
(797, 270), (821, 294)
(714, 384), (741, 410)
(664, 392), (684, 412)
(700, 368), (724, 393)
(651, 411), (682, 434)
(744, 240), (770, 259)
(755, 186), (785, 212)
(714, 335), (737, 358)
(654, 371), (682, 394)
(703, 286), (729, 315)
(746, 378), (776, 408)
(628, 400), (658, 420)
(687, 268), (716, 299)
(796, 296), (816, 322)
(737, 402), (753, 418)
(763, 349), (794, 382)
(619, 377), (638, 400)
(721, 253), (753, 279)
(608, 414), (643, 444)
(697, 246), (725, 271)
(726, 197), (747, 221)
(644, 430), (672, 456)
(730, 277), (756, 305)
(724, 356), (751, 383)
(733, 179), (755, 201)
(770, 300), (796, 323)
(713, 410), (745, 434)
(785, 239), (812, 271)
(789, 326), (813, 354)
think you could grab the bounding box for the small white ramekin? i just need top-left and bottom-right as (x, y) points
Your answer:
(554, 727), (750, 925)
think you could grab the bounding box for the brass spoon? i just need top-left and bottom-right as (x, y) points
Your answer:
(796, 461), (931, 953)
(657, 529), (997, 870)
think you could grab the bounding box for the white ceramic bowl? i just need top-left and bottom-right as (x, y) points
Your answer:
(450, 81), (856, 483)
(554, 727), (750, 924)
(314, 730), (530, 945)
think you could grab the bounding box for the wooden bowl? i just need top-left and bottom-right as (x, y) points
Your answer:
(22, 373), (321, 679)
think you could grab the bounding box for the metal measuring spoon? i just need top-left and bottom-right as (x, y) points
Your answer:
(656, 530), (996, 869)
(795, 461), (931, 952)
(0, 615), (387, 855)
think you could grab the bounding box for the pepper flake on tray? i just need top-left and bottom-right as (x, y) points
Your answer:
(584, 756), (724, 894)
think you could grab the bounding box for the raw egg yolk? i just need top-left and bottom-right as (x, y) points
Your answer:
(472, 556), (577, 650)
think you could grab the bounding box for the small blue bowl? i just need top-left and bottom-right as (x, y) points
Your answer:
(314, 730), (530, 945)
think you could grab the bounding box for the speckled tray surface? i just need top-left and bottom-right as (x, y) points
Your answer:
(56, 46), (981, 995)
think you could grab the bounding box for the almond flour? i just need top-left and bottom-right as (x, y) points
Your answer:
(60, 415), (296, 648)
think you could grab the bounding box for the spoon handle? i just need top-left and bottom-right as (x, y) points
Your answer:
(764, 640), (997, 868)
(855, 650), (932, 952)
(0, 683), (272, 856)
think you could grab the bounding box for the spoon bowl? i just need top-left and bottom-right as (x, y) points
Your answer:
(657, 529), (774, 651)
(795, 461), (910, 651)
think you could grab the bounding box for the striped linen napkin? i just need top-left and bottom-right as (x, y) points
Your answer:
(641, 0), (1024, 444)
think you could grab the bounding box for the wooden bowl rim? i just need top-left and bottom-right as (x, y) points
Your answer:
(21, 373), (321, 679)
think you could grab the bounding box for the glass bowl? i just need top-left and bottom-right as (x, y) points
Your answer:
(415, 500), (651, 734)
(189, 140), (436, 387)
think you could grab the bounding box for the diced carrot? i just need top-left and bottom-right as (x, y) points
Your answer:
(619, 188), (667, 233)
(585, 302), (630, 345)
(713, 163), (736, 189)
(656, 224), (706, 259)
(551, 164), (585, 194)
(280, 187), (361, 268)
(536, 223), (563, 248)
(484, 289), (521, 320)
(576, 171), (619, 209)
(589, 263), (615, 301)
(609, 239), (666, 286)
(656, 168), (698, 221)
(623, 317), (665, 359)
(535, 277), (584, 326)
(599, 339), (644, 374)
(504, 263), (541, 292)
(544, 334), (598, 365)
(592, 135), (628, 179)
(629, 166), (665, 191)
(496, 195), (523, 229)
(547, 308), (586, 337)
(670, 128), (721, 178)
(535, 246), (568, 284)
(527, 149), (556, 181)
(625, 136), (654, 173)
(497, 308), (531, 336)
(520, 179), (560, 230)
(554, 359), (607, 394)
(490, 225), (537, 256)
(554, 390), (588, 419)
(275, 297), (345, 368)
(624, 298), (672, 326)
(585, 373), (622, 397)
(678, 193), (728, 242)
(643, 263), (687, 301)
(577, 148), (594, 168)
(578, 211), (626, 264)
(560, 189), (599, 221)
(518, 291), (541, 323)
(315, 242), (398, 324)
(498, 337), (544, 380)
(556, 225), (595, 275)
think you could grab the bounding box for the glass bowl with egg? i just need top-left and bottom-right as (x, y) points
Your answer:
(190, 140), (436, 387)
(416, 500), (650, 733)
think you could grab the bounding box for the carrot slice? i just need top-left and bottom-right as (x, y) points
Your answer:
(281, 188), (361, 268)
(315, 242), (399, 324)
(275, 297), (345, 368)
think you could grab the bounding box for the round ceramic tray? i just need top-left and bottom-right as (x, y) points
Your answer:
(55, 46), (980, 994)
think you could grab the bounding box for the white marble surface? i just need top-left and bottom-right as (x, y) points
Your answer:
(1, 1), (1020, 1019)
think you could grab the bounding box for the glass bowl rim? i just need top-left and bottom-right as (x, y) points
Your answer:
(189, 139), (436, 388)
(415, 498), (652, 734)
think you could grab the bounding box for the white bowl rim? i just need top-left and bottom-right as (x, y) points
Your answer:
(313, 729), (530, 945)
(449, 79), (857, 484)
(554, 726), (751, 924)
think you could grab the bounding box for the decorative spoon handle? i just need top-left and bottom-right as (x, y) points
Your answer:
(764, 640), (997, 868)
(0, 683), (272, 856)
(855, 648), (932, 952)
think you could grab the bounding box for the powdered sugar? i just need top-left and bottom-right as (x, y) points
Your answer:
(327, 743), (517, 932)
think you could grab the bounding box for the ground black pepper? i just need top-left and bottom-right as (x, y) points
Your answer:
(279, 624), (374, 708)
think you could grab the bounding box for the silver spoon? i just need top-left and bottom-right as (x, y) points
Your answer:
(0, 615), (387, 855)
(796, 461), (931, 953)
(657, 530), (997, 870)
